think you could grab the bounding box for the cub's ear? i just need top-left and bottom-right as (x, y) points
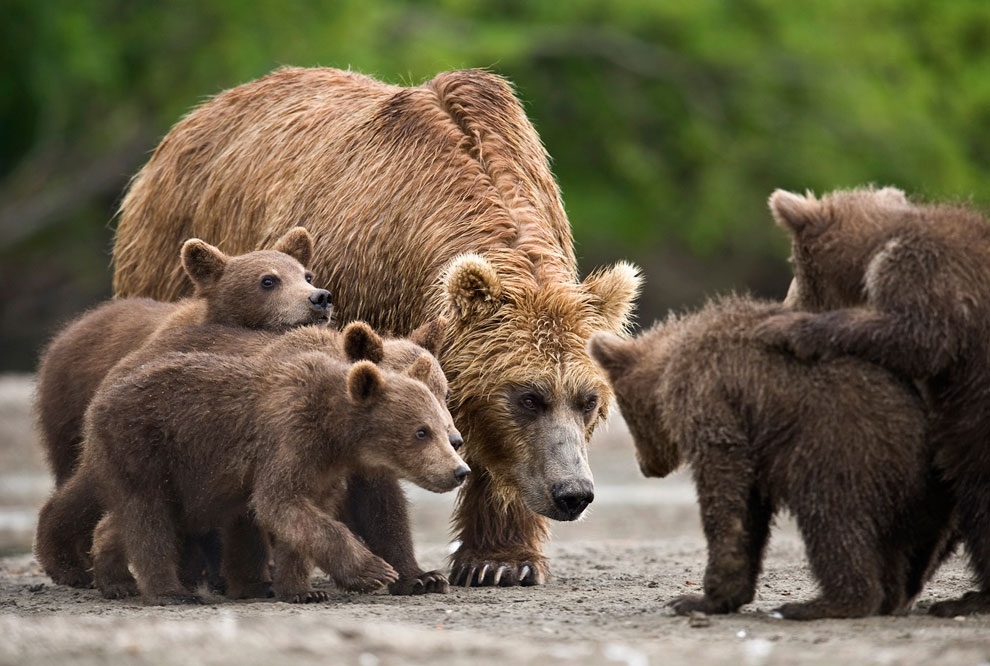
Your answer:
(583, 261), (642, 334)
(347, 360), (384, 404)
(768, 189), (824, 237)
(272, 226), (314, 267)
(181, 239), (228, 291)
(342, 321), (384, 364)
(874, 186), (909, 206)
(405, 354), (436, 384)
(408, 317), (448, 356)
(442, 254), (504, 322)
(587, 332), (636, 380)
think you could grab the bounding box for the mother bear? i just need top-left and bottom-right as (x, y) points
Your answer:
(112, 67), (641, 587)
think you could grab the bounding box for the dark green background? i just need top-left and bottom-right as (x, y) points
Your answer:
(2, 0), (988, 370)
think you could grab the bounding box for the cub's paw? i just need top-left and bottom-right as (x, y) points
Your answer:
(929, 591), (990, 617)
(48, 568), (94, 589)
(450, 557), (549, 587)
(98, 578), (139, 600)
(333, 555), (399, 593)
(668, 594), (735, 616)
(755, 313), (824, 361)
(389, 570), (449, 595)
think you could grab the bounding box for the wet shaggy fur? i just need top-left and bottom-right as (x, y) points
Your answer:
(81, 349), (468, 605)
(589, 296), (953, 620)
(33, 228), (329, 588)
(36, 320), (457, 599)
(760, 187), (990, 616)
(35, 226), (327, 488)
(110, 66), (641, 585)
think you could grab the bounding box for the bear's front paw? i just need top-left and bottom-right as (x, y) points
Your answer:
(450, 557), (549, 587)
(668, 594), (736, 616)
(278, 588), (330, 604)
(928, 591), (990, 617)
(48, 568), (94, 590)
(98, 578), (139, 600)
(389, 570), (449, 595)
(333, 554), (399, 593)
(755, 313), (825, 361)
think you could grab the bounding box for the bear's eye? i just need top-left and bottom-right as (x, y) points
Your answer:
(445, 390), (452, 405)
(305, 272), (314, 284)
(582, 395), (599, 414)
(415, 428), (429, 440)
(261, 275), (279, 289)
(520, 394), (539, 411)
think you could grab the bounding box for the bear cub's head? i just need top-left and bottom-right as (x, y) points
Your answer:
(588, 328), (682, 479)
(339, 356), (469, 493)
(181, 226), (332, 329)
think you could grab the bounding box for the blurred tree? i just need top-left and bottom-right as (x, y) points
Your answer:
(2, 0), (988, 369)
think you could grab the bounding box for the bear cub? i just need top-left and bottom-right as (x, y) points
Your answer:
(760, 187), (986, 616)
(589, 295), (951, 620)
(83, 345), (468, 605)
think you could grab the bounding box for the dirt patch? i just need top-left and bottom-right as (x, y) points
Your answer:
(1, 375), (988, 665)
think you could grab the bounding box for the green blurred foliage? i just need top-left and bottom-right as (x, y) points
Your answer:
(2, 0), (989, 369)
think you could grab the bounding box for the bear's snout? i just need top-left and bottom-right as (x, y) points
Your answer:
(309, 289), (331, 312)
(551, 481), (594, 520)
(453, 464), (470, 485)
(449, 432), (464, 451)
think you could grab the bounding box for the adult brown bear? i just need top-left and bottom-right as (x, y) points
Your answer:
(111, 66), (641, 586)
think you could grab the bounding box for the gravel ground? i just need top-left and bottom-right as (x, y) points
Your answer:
(1, 373), (988, 666)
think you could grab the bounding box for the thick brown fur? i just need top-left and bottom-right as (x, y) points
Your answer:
(760, 187), (989, 616)
(37, 320), (458, 599)
(80, 349), (468, 605)
(110, 66), (642, 585)
(35, 226), (327, 487)
(33, 228), (329, 588)
(589, 295), (954, 620)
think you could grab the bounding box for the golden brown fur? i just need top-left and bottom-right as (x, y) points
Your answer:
(110, 66), (641, 585)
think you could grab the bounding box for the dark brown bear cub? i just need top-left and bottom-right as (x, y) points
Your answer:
(760, 187), (987, 616)
(35, 226), (329, 487)
(84, 349), (468, 605)
(589, 295), (951, 620)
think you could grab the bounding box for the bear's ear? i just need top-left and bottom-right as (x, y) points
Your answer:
(874, 186), (909, 206)
(441, 254), (504, 322)
(405, 354), (435, 384)
(768, 189), (825, 237)
(587, 332), (636, 380)
(347, 360), (385, 404)
(408, 317), (448, 356)
(272, 226), (314, 267)
(342, 321), (384, 364)
(181, 239), (228, 290)
(583, 261), (642, 334)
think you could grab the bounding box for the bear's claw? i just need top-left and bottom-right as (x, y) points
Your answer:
(450, 560), (547, 587)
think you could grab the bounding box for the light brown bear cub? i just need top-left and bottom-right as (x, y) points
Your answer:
(589, 295), (952, 620)
(760, 187), (986, 616)
(35, 226), (329, 487)
(84, 320), (457, 601)
(33, 227), (329, 588)
(83, 347), (469, 605)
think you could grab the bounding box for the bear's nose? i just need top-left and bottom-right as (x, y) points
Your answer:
(552, 482), (594, 520)
(309, 289), (331, 311)
(448, 432), (463, 451)
(453, 465), (470, 485)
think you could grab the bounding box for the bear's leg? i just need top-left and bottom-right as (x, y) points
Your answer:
(450, 468), (551, 587)
(669, 482), (771, 615)
(895, 475), (958, 613)
(252, 486), (398, 594)
(344, 474), (448, 595)
(759, 308), (950, 380)
(91, 512), (139, 599)
(777, 515), (885, 620)
(929, 472), (990, 617)
(221, 515), (272, 600)
(117, 497), (200, 605)
(34, 467), (102, 588)
(271, 540), (328, 603)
